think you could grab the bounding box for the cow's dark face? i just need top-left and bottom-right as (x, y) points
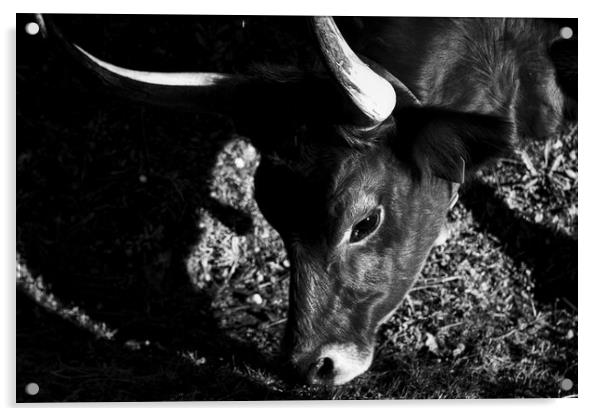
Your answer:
(254, 108), (513, 385)
(254, 122), (455, 385)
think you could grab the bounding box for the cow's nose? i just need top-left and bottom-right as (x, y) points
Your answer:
(296, 343), (374, 386)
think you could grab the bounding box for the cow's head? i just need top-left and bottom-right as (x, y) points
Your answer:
(253, 18), (514, 385)
(39, 15), (514, 385)
(254, 107), (513, 385)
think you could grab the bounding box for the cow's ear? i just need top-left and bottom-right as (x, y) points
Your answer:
(393, 107), (516, 183)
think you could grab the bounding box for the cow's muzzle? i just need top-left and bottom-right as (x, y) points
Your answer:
(291, 343), (374, 385)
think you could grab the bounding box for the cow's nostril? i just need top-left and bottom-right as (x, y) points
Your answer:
(308, 356), (335, 384)
(316, 357), (334, 379)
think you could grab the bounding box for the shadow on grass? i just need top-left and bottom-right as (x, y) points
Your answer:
(17, 15), (302, 401)
(461, 181), (577, 307)
(17, 293), (290, 402)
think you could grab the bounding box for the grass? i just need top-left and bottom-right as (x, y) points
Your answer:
(16, 15), (577, 401)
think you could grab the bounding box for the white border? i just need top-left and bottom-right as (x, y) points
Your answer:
(4, 1), (599, 415)
(6, 0), (583, 16)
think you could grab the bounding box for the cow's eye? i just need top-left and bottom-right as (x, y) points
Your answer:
(350, 209), (381, 243)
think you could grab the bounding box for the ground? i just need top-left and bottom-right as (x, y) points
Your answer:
(16, 15), (577, 401)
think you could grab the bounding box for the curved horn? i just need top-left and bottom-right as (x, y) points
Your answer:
(312, 16), (396, 127)
(36, 14), (246, 111)
(72, 44), (233, 87)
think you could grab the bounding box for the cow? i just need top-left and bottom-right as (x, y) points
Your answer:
(36, 15), (576, 386)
